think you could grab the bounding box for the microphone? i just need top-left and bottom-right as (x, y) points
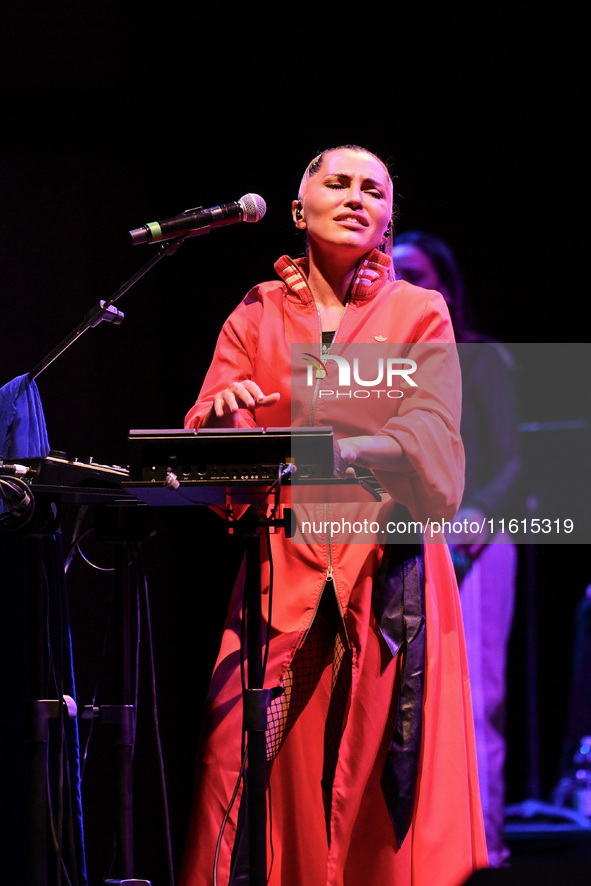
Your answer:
(129, 193), (266, 245)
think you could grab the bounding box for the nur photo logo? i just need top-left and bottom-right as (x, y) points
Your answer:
(302, 351), (417, 399)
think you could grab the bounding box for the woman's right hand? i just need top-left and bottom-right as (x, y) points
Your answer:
(208, 380), (280, 427)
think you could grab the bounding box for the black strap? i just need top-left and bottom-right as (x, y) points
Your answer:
(372, 534), (426, 847)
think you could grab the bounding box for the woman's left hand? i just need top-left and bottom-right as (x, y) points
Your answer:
(337, 435), (413, 473)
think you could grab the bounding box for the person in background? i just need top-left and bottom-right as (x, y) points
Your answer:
(179, 148), (487, 886)
(393, 230), (521, 867)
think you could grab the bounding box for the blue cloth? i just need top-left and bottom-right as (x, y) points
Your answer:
(0, 373), (50, 459)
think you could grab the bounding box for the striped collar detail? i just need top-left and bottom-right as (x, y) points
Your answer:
(274, 249), (392, 304)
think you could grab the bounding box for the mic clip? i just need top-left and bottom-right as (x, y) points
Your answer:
(175, 206), (211, 240)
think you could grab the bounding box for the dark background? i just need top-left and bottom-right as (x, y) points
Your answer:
(1, 4), (588, 885)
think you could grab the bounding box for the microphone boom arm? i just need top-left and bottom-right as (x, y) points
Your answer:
(26, 192), (266, 380)
(27, 238), (185, 382)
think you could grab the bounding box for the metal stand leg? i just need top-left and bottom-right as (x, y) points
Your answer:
(29, 696), (77, 886)
(243, 533), (270, 886)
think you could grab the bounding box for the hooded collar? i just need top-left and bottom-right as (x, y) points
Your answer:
(274, 249), (392, 305)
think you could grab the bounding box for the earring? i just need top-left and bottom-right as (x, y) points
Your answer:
(295, 201), (303, 220)
(384, 225), (392, 238)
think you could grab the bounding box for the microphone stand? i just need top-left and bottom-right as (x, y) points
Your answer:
(27, 237), (185, 382)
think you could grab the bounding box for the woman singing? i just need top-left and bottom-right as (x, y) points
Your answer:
(180, 145), (487, 886)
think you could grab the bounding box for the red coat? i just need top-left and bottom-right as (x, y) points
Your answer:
(180, 250), (488, 886)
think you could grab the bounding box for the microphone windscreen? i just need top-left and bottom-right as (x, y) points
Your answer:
(240, 193), (266, 223)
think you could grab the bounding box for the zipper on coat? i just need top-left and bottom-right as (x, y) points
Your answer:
(306, 280), (349, 641)
(307, 292), (348, 426)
